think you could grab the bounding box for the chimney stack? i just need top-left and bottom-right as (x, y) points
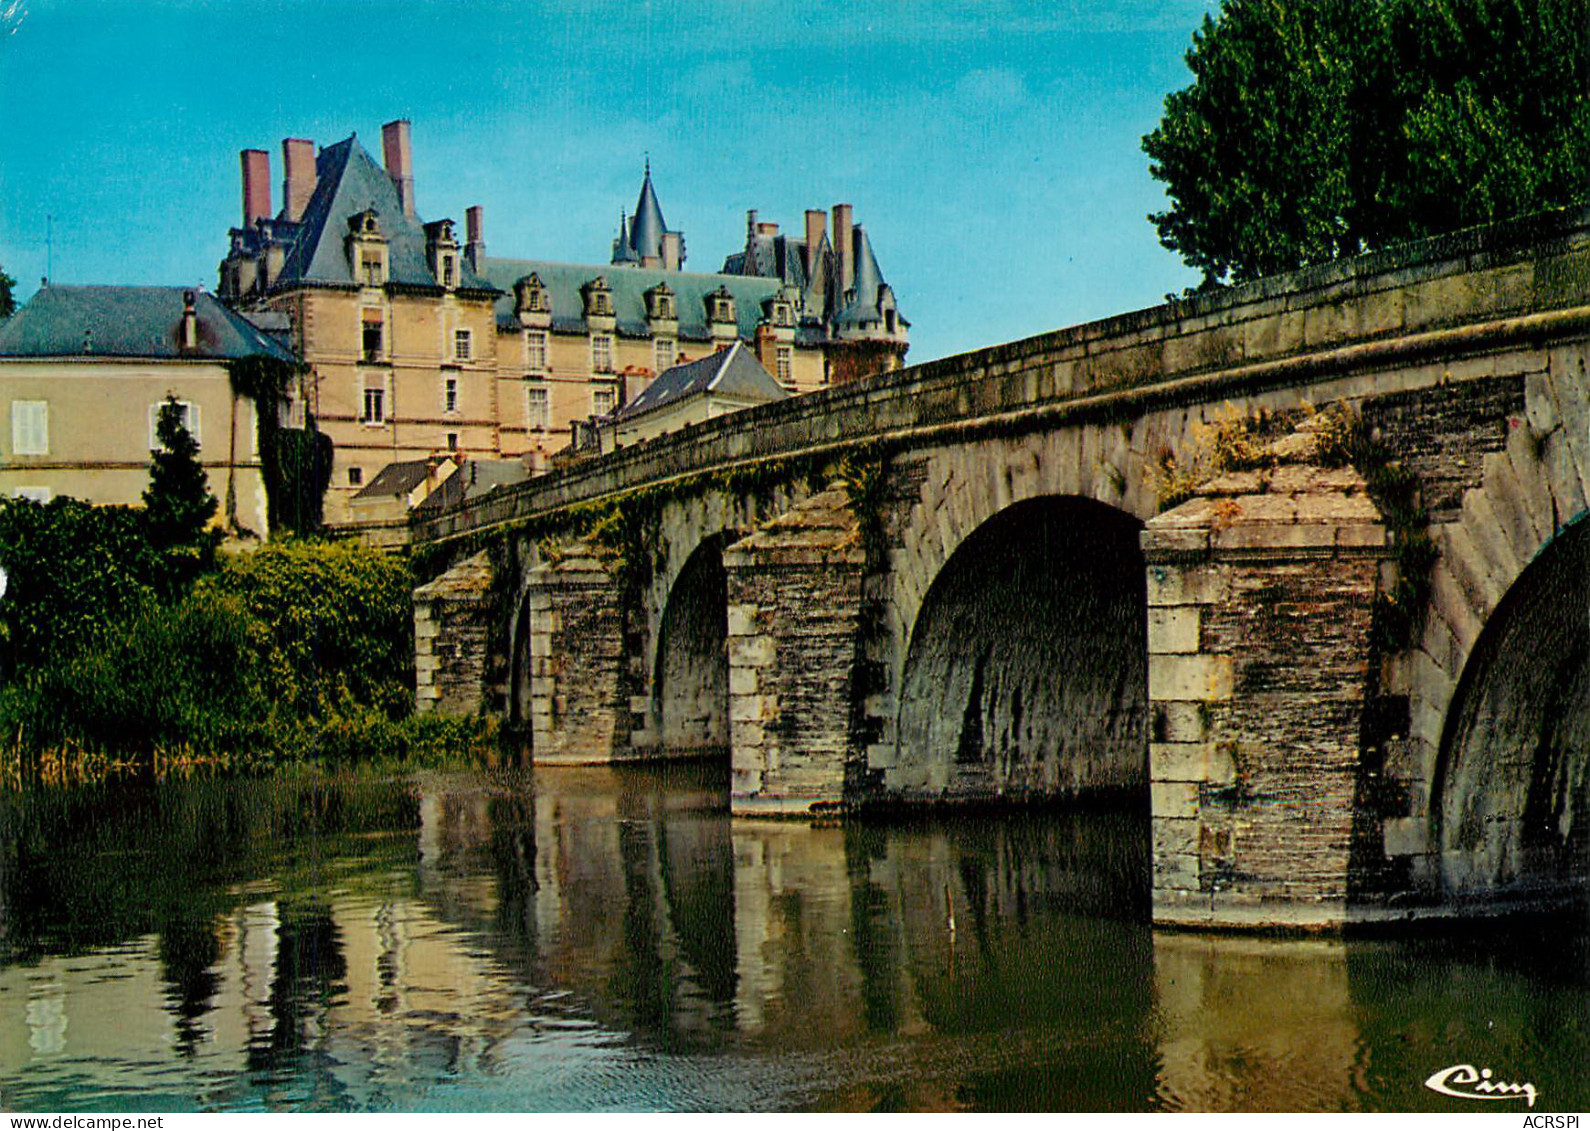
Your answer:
(281, 138), (316, 223)
(180, 290), (198, 350)
(832, 203), (854, 294)
(465, 205), (485, 271)
(241, 149), (271, 226)
(804, 209), (826, 282)
(382, 119), (415, 217)
(661, 231), (681, 272)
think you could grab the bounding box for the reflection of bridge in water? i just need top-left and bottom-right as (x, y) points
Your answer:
(1, 768), (1583, 1110)
(414, 208), (1590, 929)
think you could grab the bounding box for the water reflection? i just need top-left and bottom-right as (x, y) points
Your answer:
(0, 765), (1583, 1112)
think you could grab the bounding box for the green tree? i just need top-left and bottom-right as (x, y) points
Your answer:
(0, 264), (14, 319)
(1144, 0), (1590, 287)
(143, 394), (220, 590)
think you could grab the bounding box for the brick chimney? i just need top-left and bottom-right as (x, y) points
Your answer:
(832, 203), (853, 294)
(281, 138), (316, 223)
(382, 119), (415, 217)
(465, 205), (485, 271)
(241, 149), (271, 226)
(804, 209), (826, 282)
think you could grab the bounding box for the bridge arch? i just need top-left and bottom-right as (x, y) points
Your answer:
(1432, 511), (1590, 906)
(894, 495), (1148, 800)
(651, 533), (733, 755)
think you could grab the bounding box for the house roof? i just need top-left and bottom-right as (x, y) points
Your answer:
(412, 459), (531, 512)
(480, 257), (788, 342)
(273, 136), (496, 295)
(352, 458), (433, 500)
(0, 285), (299, 362)
(616, 340), (788, 422)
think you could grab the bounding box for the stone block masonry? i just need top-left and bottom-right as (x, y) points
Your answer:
(723, 485), (866, 814)
(522, 541), (632, 763)
(1144, 422), (1389, 929)
(414, 552), (495, 715)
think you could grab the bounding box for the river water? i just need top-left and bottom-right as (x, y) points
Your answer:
(0, 763), (1583, 1112)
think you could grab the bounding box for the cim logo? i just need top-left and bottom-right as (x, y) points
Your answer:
(1424, 1063), (1538, 1108)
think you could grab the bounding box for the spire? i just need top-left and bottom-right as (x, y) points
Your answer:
(630, 163), (667, 264)
(839, 226), (886, 325)
(612, 210), (639, 265)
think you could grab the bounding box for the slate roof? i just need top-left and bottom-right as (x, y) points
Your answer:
(837, 226), (888, 327)
(627, 165), (668, 263)
(272, 136), (495, 295)
(0, 285), (298, 362)
(412, 459), (531, 512)
(479, 257), (787, 342)
(352, 458), (433, 500)
(616, 340), (788, 422)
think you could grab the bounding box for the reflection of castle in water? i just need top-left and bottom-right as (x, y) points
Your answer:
(0, 769), (1582, 1111)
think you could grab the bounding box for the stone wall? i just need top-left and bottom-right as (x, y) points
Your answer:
(414, 552), (495, 715)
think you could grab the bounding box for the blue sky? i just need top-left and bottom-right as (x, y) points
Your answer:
(0, 0), (1216, 364)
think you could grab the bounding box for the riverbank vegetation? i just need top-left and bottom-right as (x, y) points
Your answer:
(0, 403), (492, 784)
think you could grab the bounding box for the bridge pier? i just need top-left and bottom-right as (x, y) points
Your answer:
(1144, 436), (1390, 929)
(521, 541), (633, 763)
(723, 486), (866, 814)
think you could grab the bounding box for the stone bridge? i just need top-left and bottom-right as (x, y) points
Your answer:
(410, 207), (1590, 930)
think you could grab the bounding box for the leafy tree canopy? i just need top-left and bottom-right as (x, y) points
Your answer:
(1144, 0), (1590, 287)
(0, 264), (14, 320)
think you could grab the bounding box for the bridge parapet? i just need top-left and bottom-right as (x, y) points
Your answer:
(414, 205), (1590, 550)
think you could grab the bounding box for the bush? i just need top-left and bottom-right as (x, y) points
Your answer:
(199, 538), (415, 721)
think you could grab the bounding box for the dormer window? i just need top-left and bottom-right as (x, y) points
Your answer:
(360, 254), (384, 287)
(515, 272), (550, 317)
(707, 285), (736, 325)
(583, 277), (614, 319)
(425, 219), (460, 289)
(645, 282), (675, 322)
(351, 210), (381, 236)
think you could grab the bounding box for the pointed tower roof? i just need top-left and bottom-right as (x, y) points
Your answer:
(629, 161), (668, 263)
(612, 211), (639, 265)
(838, 225), (887, 325)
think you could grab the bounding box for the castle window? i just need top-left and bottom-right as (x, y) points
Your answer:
(526, 330), (548, 372)
(444, 377), (458, 414)
(447, 432), (458, 450)
(776, 345), (792, 384)
(348, 466), (363, 486)
(591, 333), (613, 374)
(10, 401), (48, 456)
(654, 338), (675, 375)
(886, 309), (897, 333)
(454, 329), (472, 360)
(442, 256), (455, 288)
(362, 387), (386, 425)
(148, 401), (199, 450)
(592, 386), (616, 417)
(361, 312), (384, 362)
(527, 384), (549, 430)
(360, 254), (383, 287)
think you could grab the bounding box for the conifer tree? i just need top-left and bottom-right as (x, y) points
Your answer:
(144, 395), (220, 588)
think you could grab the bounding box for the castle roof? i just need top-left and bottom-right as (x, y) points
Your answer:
(271, 136), (496, 295)
(628, 164), (668, 262)
(481, 258), (795, 343)
(0, 285), (298, 363)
